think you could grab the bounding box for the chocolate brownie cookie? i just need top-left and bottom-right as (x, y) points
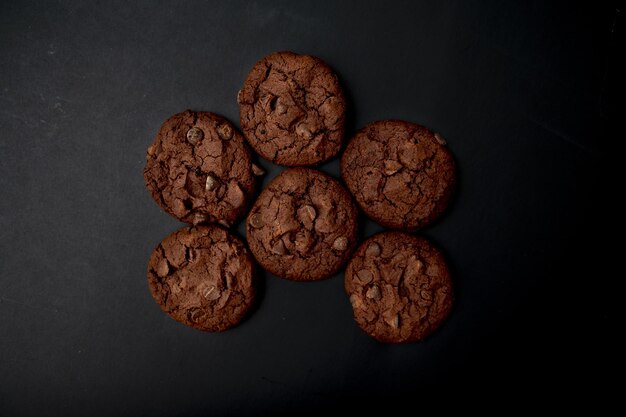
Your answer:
(147, 225), (256, 332)
(341, 120), (456, 230)
(345, 232), (453, 343)
(239, 51), (346, 166)
(144, 110), (263, 226)
(246, 168), (358, 281)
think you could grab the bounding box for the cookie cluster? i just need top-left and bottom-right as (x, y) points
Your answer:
(144, 51), (456, 343)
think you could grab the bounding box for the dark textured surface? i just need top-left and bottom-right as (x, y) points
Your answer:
(341, 120), (456, 230)
(246, 168), (358, 281)
(147, 225), (256, 332)
(345, 232), (453, 343)
(0, 0), (616, 415)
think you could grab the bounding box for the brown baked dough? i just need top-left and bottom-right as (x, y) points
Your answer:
(144, 110), (262, 226)
(341, 120), (455, 230)
(345, 232), (453, 343)
(147, 225), (256, 332)
(246, 168), (358, 281)
(239, 51), (346, 166)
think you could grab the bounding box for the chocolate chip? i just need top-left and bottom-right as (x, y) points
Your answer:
(365, 242), (381, 257)
(251, 163), (266, 176)
(366, 285), (381, 300)
(281, 233), (295, 249)
(225, 273), (235, 289)
(205, 175), (217, 191)
(275, 99), (287, 115)
(434, 132), (447, 145)
(203, 285), (221, 300)
(185, 247), (197, 263)
(218, 219), (231, 228)
(383, 159), (402, 175)
(260, 94), (275, 110)
(225, 183), (244, 208)
(356, 269), (373, 284)
(186, 127), (204, 144)
(294, 229), (314, 254)
(156, 259), (170, 277)
(271, 239), (286, 255)
(380, 264), (403, 286)
(215, 291), (231, 310)
(297, 205), (317, 230)
(249, 213), (264, 228)
(384, 313), (399, 329)
(300, 205), (316, 221)
(188, 307), (206, 322)
(218, 124), (233, 140)
(350, 294), (366, 311)
(403, 257), (423, 284)
(192, 213), (208, 225)
(332, 236), (348, 251)
(295, 123), (313, 140)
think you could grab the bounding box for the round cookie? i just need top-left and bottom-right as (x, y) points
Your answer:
(144, 110), (263, 226)
(147, 225), (256, 332)
(345, 232), (453, 343)
(246, 168), (358, 281)
(239, 51), (346, 166)
(341, 120), (456, 230)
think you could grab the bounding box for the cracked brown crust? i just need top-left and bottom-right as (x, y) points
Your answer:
(144, 110), (258, 226)
(341, 120), (456, 231)
(345, 232), (453, 343)
(246, 168), (358, 281)
(239, 51), (346, 166)
(147, 225), (256, 332)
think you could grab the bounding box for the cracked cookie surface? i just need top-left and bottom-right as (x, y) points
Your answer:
(144, 110), (260, 226)
(246, 168), (358, 281)
(341, 120), (456, 230)
(147, 225), (256, 331)
(239, 51), (346, 166)
(345, 232), (453, 343)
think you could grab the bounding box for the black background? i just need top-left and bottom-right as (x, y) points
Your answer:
(0, 0), (618, 415)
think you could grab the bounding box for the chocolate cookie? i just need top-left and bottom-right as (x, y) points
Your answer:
(341, 120), (456, 230)
(239, 51), (346, 166)
(345, 232), (453, 343)
(147, 225), (256, 332)
(144, 110), (263, 226)
(246, 168), (358, 281)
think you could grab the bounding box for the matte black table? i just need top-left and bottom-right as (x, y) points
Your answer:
(0, 1), (616, 414)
